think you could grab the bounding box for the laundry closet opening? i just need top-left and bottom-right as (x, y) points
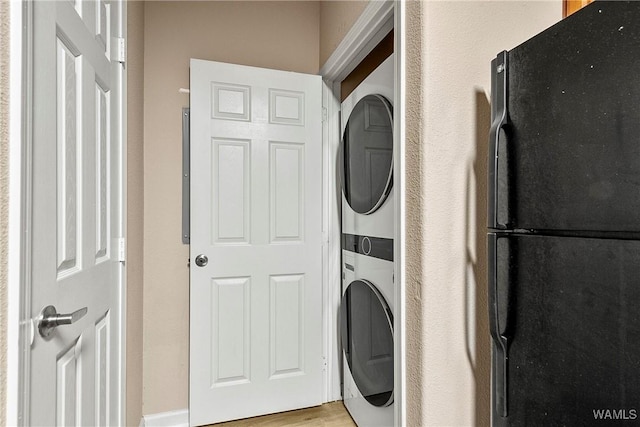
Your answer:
(338, 32), (395, 427)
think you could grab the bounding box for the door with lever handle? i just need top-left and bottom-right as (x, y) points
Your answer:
(38, 305), (88, 339)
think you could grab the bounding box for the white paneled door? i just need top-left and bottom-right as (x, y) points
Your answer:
(28, 0), (124, 425)
(190, 60), (323, 426)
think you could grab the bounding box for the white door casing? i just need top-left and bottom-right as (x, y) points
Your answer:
(189, 60), (323, 426)
(28, 1), (124, 425)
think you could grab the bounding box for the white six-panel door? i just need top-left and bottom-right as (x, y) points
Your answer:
(189, 60), (323, 426)
(29, 1), (123, 425)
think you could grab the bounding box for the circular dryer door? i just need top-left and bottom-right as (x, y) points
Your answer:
(341, 279), (394, 407)
(342, 94), (394, 214)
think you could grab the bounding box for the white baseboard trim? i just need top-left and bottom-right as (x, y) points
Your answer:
(140, 409), (189, 427)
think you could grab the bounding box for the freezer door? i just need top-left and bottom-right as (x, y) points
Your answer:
(492, 2), (640, 232)
(489, 233), (640, 426)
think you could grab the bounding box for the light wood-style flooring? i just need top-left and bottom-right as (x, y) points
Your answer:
(209, 402), (357, 427)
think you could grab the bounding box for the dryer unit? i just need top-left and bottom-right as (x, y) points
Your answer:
(341, 55), (395, 241)
(340, 54), (395, 427)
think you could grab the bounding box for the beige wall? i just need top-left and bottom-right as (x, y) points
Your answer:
(0, 1), (9, 425)
(126, 2), (145, 426)
(142, 1), (320, 414)
(319, 1), (368, 67)
(405, 1), (561, 425)
(404, 2), (424, 425)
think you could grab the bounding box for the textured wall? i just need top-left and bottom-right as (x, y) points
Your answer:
(142, 1), (320, 415)
(404, 1), (424, 425)
(319, 0), (368, 67)
(406, 1), (561, 425)
(126, 2), (145, 426)
(0, 1), (9, 425)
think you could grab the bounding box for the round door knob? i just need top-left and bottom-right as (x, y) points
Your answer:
(195, 254), (208, 267)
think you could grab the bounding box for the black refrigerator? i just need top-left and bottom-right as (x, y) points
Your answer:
(488, 2), (640, 425)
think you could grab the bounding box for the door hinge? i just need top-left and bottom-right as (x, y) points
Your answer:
(322, 107), (328, 123)
(117, 237), (126, 263)
(111, 37), (126, 64)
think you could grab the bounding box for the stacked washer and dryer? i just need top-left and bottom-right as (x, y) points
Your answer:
(340, 54), (395, 427)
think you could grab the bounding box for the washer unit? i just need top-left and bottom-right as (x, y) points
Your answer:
(340, 54), (395, 427)
(341, 252), (394, 427)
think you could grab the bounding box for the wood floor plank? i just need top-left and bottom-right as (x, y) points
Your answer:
(208, 402), (357, 427)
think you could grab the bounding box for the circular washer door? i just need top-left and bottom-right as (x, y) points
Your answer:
(340, 279), (394, 407)
(342, 94), (394, 214)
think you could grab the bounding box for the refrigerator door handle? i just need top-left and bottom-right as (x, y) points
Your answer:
(488, 232), (509, 417)
(488, 51), (508, 230)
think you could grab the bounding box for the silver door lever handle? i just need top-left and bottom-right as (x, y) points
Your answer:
(38, 305), (88, 339)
